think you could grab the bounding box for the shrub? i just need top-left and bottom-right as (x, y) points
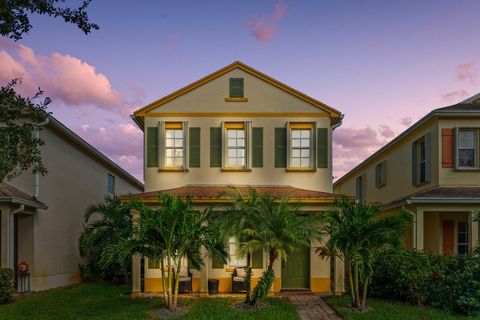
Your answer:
(0, 268), (14, 304)
(371, 248), (480, 316)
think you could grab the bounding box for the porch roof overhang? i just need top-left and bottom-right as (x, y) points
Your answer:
(0, 183), (47, 210)
(120, 184), (340, 205)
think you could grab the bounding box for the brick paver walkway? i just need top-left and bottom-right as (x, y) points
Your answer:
(287, 294), (341, 320)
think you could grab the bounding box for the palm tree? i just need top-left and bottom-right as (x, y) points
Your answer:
(101, 193), (227, 310)
(218, 188), (320, 306)
(320, 196), (412, 310)
(79, 195), (134, 283)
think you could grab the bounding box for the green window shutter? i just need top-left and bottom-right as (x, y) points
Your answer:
(382, 161), (387, 186)
(146, 127), (158, 167)
(424, 132), (431, 182)
(251, 248), (263, 269)
(212, 255), (224, 269)
(252, 127), (263, 168)
(317, 128), (328, 168)
(210, 127), (222, 167)
(189, 127), (201, 168)
(229, 78), (244, 98)
(275, 128), (287, 168)
(411, 142), (418, 185)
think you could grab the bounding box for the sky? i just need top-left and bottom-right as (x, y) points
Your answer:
(1, 0), (479, 182)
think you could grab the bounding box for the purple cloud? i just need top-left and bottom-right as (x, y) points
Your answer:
(246, 1), (287, 43)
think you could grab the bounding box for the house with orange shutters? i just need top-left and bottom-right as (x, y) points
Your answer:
(334, 94), (480, 255)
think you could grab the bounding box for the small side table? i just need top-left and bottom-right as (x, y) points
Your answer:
(208, 279), (219, 294)
(18, 272), (30, 293)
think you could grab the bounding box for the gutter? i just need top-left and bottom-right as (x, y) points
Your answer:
(332, 114), (344, 131)
(407, 197), (480, 204)
(0, 197), (48, 209)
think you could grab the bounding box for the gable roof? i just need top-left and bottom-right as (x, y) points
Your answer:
(0, 182), (47, 209)
(334, 100), (480, 186)
(460, 92), (480, 104)
(132, 61), (342, 128)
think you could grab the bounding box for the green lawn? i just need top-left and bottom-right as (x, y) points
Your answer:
(325, 295), (480, 320)
(0, 282), (299, 320)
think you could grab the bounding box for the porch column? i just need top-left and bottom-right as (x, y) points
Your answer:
(0, 207), (9, 268)
(415, 209), (424, 251)
(470, 211), (479, 250)
(333, 256), (345, 294)
(199, 246), (209, 296)
(131, 255), (142, 294)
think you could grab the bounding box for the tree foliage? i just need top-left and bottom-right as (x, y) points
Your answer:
(0, 79), (50, 182)
(79, 195), (134, 283)
(319, 196), (412, 310)
(0, 0), (99, 40)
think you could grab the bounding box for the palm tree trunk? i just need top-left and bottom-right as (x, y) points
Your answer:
(245, 253), (251, 304)
(172, 261), (181, 310)
(361, 279), (368, 309)
(347, 262), (355, 307)
(267, 250), (276, 271)
(353, 265), (360, 309)
(160, 257), (168, 306)
(167, 255), (173, 309)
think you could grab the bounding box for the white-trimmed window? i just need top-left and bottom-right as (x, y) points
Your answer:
(456, 129), (478, 169)
(165, 123), (184, 168)
(458, 221), (469, 254)
(107, 173), (115, 194)
(222, 122), (251, 171)
(158, 121), (188, 170)
(288, 122), (315, 170)
(228, 237), (247, 267)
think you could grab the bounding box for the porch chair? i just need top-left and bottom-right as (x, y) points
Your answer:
(231, 267), (248, 293)
(177, 268), (193, 293)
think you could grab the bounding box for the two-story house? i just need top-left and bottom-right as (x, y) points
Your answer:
(126, 61), (344, 295)
(334, 95), (480, 256)
(0, 115), (143, 291)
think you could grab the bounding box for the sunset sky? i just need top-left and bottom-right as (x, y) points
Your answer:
(1, 0), (479, 181)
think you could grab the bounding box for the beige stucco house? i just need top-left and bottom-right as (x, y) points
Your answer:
(126, 61), (345, 295)
(0, 115), (143, 291)
(334, 95), (480, 255)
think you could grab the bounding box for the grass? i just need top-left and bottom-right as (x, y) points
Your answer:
(325, 295), (480, 320)
(0, 282), (299, 320)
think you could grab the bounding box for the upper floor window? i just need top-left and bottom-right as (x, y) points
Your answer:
(228, 237), (247, 267)
(456, 129), (478, 169)
(107, 174), (115, 194)
(226, 125), (245, 168)
(375, 160), (387, 188)
(288, 123), (315, 170)
(229, 78), (244, 98)
(412, 133), (431, 186)
(164, 122), (184, 168)
(355, 174), (365, 202)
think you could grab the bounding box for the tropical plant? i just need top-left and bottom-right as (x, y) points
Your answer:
(79, 195), (134, 283)
(101, 193), (227, 310)
(319, 196), (412, 310)
(218, 188), (320, 306)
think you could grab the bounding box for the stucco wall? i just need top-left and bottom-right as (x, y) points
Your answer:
(8, 126), (143, 291)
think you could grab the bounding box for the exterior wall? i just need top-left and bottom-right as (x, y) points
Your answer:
(8, 126), (142, 291)
(144, 116), (332, 193)
(0, 205), (10, 267)
(437, 118), (480, 186)
(334, 119), (439, 204)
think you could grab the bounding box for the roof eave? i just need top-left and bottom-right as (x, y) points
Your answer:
(407, 197), (480, 204)
(0, 197), (48, 209)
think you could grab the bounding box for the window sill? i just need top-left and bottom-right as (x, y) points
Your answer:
(225, 97), (248, 102)
(158, 168), (189, 172)
(286, 168), (317, 172)
(413, 180), (430, 187)
(454, 168), (480, 172)
(221, 168), (252, 172)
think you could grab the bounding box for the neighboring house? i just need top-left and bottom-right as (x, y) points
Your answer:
(125, 61), (345, 295)
(334, 95), (480, 255)
(0, 116), (143, 291)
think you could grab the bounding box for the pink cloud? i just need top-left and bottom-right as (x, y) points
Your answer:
(0, 39), (134, 115)
(246, 1), (287, 43)
(400, 117), (412, 127)
(456, 60), (477, 84)
(379, 125), (395, 139)
(77, 123), (143, 179)
(333, 126), (391, 179)
(441, 89), (469, 102)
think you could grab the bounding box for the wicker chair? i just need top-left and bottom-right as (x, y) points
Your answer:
(177, 269), (193, 293)
(231, 268), (248, 293)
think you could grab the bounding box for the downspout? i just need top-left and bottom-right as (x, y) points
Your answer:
(331, 114), (344, 183)
(34, 117), (49, 199)
(332, 114), (344, 131)
(9, 204), (24, 269)
(402, 206), (417, 249)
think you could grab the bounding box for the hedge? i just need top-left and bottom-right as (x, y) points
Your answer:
(0, 268), (14, 304)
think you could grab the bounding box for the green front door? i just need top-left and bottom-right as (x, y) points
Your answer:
(281, 246), (310, 289)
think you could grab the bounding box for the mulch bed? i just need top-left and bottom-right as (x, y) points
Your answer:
(150, 306), (188, 319)
(233, 300), (269, 311)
